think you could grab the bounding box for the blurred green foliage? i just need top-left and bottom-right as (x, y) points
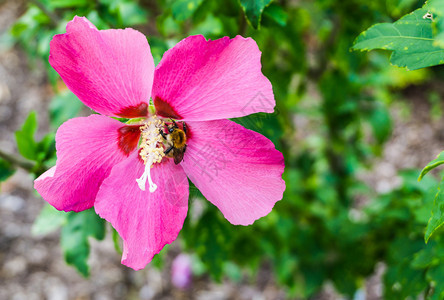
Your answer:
(2, 0), (444, 298)
(0, 158), (15, 182)
(61, 209), (106, 277)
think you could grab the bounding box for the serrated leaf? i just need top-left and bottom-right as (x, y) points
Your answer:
(32, 204), (67, 236)
(425, 178), (444, 243)
(240, 0), (273, 29)
(0, 158), (15, 182)
(419, 151), (444, 181)
(172, 0), (204, 21)
(353, 8), (444, 70)
(15, 111), (38, 160)
(61, 209), (106, 277)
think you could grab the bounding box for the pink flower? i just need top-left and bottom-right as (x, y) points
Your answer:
(34, 16), (285, 270)
(171, 254), (193, 289)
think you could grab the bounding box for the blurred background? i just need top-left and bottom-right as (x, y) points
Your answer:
(1, 0), (444, 299)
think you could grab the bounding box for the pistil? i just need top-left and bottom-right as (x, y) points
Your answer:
(136, 116), (165, 192)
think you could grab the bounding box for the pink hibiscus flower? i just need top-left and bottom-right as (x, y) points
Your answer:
(34, 16), (285, 270)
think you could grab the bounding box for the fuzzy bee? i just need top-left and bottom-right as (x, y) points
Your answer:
(160, 120), (187, 164)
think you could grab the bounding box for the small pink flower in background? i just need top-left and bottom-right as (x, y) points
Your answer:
(34, 16), (285, 270)
(171, 254), (193, 289)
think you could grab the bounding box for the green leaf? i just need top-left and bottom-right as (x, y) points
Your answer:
(49, 91), (84, 129)
(32, 204), (67, 236)
(419, 151), (444, 181)
(223, 261), (242, 282)
(189, 14), (223, 37)
(149, 37), (169, 65)
(384, 238), (428, 299)
(111, 227), (123, 255)
(368, 104), (392, 144)
(426, 264), (444, 299)
(15, 111), (55, 170)
(49, 0), (88, 8)
(263, 3), (287, 27)
(150, 244), (169, 269)
(117, 1), (148, 26)
(425, 178), (444, 243)
(15, 111), (38, 161)
(427, 0), (444, 48)
(61, 209), (106, 276)
(428, 0), (444, 12)
(352, 8), (444, 70)
(239, 0), (273, 29)
(0, 158), (15, 182)
(172, 0), (204, 21)
(35, 133), (55, 164)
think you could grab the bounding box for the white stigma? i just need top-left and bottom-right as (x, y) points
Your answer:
(136, 156), (157, 192)
(136, 116), (165, 192)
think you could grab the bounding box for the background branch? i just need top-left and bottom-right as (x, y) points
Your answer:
(0, 149), (35, 172)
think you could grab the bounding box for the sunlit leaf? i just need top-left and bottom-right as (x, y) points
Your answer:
(353, 8), (444, 70)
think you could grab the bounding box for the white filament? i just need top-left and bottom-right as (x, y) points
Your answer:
(136, 157), (157, 192)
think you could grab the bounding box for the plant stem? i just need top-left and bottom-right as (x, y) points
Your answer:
(0, 149), (35, 172)
(239, 7), (247, 36)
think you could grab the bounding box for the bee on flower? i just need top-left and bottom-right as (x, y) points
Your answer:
(34, 16), (285, 270)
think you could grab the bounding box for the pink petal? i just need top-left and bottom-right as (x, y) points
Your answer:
(181, 120), (285, 225)
(94, 152), (189, 270)
(34, 115), (136, 212)
(49, 16), (154, 118)
(152, 35), (275, 121)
